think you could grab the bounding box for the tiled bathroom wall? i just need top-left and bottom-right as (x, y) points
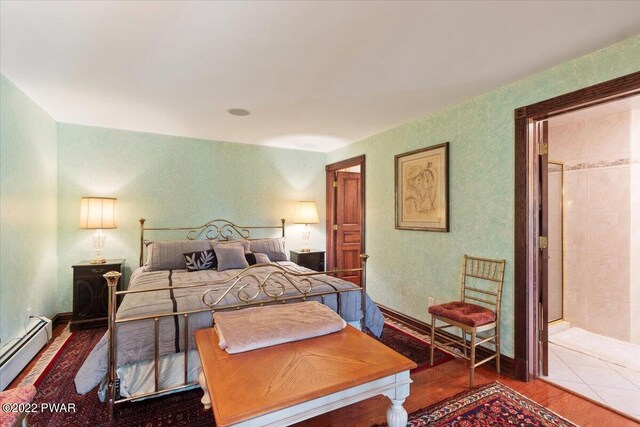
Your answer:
(631, 111), (640, 344)
(549, 109), (639, 343)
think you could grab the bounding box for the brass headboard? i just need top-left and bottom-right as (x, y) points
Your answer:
(138, 218), (286, 267)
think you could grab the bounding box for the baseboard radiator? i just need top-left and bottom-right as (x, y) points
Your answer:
(0, 317), (52, 390)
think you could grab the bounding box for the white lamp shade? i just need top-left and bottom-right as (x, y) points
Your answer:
(294, 201), (320, 224)
(79, 197), (117, 229)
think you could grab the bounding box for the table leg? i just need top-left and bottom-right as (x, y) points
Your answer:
(386, 398), (408, 427)
(383, 374), (411, 427)
(198, 371), (211, 410)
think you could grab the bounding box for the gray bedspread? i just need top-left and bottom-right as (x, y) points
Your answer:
(74, 261), (384, 394)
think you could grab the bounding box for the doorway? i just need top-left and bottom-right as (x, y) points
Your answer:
(513, 71), (640, 384)
(326, 155), (365, 285)
(541, 96), (640, 419)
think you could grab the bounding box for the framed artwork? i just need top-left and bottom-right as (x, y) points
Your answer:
(395, 142), (449, 232)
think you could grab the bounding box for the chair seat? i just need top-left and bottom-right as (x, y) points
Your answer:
(428, 301), (496, 327)
(0, 385), (36, 427)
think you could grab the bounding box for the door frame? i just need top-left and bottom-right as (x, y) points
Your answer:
(513, 71), (640, 381)
(325, 155), (366, 274)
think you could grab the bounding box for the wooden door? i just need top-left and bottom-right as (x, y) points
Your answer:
(336, 171), (362, 285)
(537, 120), (549, 377)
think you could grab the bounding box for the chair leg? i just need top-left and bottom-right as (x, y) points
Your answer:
(430, 316), (435, 366)
(495, 326), (501, 374)
(469, 331), (476, 387)
(462, 329), (467, 358)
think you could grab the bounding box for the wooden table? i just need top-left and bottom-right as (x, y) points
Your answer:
(195, 326), (416, 427)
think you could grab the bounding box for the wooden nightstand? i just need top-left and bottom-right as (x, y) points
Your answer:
(289, 250), (325, 272)
(70, 259), (125, 331)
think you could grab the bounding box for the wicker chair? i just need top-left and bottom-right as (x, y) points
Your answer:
(428, 255), (506, 386)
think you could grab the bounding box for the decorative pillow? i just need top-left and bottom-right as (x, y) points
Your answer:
(210, 239), (251, 253)
(245, 252), (271, 266)
(214, 244), (250, 271)
(145, 239), (212, 271)
(184, 250), (216, 271)
(249, 238), (287, 261)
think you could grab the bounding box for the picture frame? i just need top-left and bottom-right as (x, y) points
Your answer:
(395, 142), (449, 232)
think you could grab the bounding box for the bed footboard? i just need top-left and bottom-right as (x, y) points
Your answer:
(103, 254), (369, 419)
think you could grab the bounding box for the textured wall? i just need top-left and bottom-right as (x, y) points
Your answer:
(326, 35), (640, 358)
(56, 124), (327, 312)
(0, 75), (58, 345)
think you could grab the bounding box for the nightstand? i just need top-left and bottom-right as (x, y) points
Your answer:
(70, 259), (125, 331)
(289, 250), (325, 272)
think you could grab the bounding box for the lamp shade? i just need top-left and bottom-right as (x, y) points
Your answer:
(79, 197), (117, 229)
(294, 201), (319, 224)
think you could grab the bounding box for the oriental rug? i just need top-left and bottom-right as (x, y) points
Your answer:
(28, 323), (451, 426)
(385, 382), (578, 427)
(375, 322), (454, 372)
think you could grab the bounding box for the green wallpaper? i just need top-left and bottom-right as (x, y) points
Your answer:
(0, 75), (58, 345)
(326, 35), (640, 358)
(57, 124), (327, 312)
(2, 35), (639, 356)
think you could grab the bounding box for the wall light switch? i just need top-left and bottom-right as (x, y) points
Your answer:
(428, 297), (435, 307)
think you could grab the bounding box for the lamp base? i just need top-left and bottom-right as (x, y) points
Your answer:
(90, 229), (107, 264)
(301, 225), (311, 253)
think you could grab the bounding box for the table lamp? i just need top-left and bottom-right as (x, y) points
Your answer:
(79, 197), (117, 264)
(294, 201), (319, 252)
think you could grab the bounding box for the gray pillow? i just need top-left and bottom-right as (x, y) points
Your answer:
(254, 253), (271, 264)
(210, 239), (250, 252)
(145, 239), (212, 271)
(249, 238), (287, 261)
(214, 244), (250, 271)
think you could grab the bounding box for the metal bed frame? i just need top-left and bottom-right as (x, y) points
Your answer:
(103, 218), (369, 418)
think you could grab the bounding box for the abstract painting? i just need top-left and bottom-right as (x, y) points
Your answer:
(395, 142), (449, 231)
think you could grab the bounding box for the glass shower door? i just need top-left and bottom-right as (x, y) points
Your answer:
(548, 161), (564, 323)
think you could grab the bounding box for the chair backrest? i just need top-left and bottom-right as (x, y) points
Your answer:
(459, 255), (506, 318)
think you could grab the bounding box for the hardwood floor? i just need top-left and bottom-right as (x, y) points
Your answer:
(297, 356), (638, 427)
(7, 322), (637, 426)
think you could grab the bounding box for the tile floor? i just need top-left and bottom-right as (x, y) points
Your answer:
(544, 342), (640, 420)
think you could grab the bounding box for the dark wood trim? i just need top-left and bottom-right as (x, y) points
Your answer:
(325, 155), (366, 274)
(52, 312), (72, 327)
(514, 71), (640, 382)
(378, 304), (515, 378)
(519, 71), (640, 120)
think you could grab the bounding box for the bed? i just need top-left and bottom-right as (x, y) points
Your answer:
(73, 218), (384, 417)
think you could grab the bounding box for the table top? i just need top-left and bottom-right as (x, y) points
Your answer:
(195, 325), (416, 427)
(72, 259), (126, 267)
(289, 249), (325, 254)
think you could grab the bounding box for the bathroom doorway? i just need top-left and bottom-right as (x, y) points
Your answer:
(513, 72), (640, 388)
(543, 95), (640, 420)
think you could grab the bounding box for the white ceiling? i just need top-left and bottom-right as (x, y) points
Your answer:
(1, 1), (639, 152)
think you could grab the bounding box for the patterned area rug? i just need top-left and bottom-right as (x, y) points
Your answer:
(28, 322), (449, 426)
(30, 328), (214, 427)
(375, 323), (454, 372)
(395, 382), (578, 427)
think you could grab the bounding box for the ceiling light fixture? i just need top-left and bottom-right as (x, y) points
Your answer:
(227, 108), (250, 116)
